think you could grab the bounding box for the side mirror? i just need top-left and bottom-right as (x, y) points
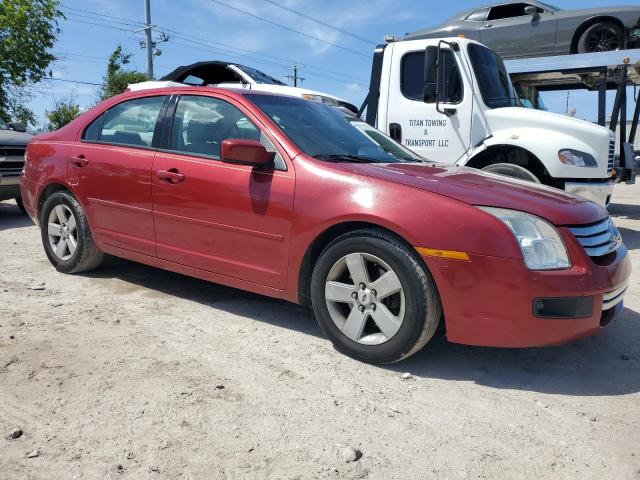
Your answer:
(423, 46), (439, 103)
(220, 139), (275, 167)
(524, 5), (539, 16)
(9, 122), (26, 133)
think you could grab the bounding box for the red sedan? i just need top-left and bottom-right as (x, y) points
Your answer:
(20, 87), (631, 364)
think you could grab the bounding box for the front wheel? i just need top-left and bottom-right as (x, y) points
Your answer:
(40, 190), (104, 274)
(578, 22), (624, 53)
(310, 229), (442, 364)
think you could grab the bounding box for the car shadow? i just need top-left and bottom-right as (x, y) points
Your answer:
(84, 256), (323, 338)
(386, 307), (640, 397)
(608, 202), (640, 221)
(84, 257), (640, 397)
(619, 227), (640, 250)
(0, 201), (33, 231)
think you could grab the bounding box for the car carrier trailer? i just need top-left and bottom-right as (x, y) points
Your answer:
(506, 49), (639, 186)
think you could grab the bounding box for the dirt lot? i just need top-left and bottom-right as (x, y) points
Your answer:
(1, 184), (639, 480)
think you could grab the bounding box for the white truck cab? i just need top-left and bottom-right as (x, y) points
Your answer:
(363, 37), (616, 206)
(129, 61), (359, 115)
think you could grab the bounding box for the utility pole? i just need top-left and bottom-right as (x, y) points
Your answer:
(286, 65), (305, 87)
(144, 0), (153, 79)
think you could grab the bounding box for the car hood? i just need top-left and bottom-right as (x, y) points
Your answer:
(338, 162), (607, 226)
(0, 129), (33, 146)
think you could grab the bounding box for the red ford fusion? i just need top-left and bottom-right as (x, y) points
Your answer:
(20, 86), (631, 364)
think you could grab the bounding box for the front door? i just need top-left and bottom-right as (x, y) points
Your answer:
(68, 95), (167, 256)
(385, 42), (474, 163)
(479, 3), (557, 57)
(151, 94), (294, 289)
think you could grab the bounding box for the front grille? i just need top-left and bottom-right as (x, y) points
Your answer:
(608, 140), (615, 175)
(0, 146), (25, 173)
(569, 217), (622, 257)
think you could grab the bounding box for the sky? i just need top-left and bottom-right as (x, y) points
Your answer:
(25, 0), (639, 129)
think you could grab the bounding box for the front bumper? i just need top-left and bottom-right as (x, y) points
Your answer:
(565, 180), (614, 207)
(422, 228), (631, 348)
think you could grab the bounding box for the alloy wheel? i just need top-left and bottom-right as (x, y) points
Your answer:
(324, 252), (405, 345)
(47, 204), (78, 261)
(587, 26), (621, 52)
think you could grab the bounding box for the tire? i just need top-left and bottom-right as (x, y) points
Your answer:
(310, 229), (442, 364)
(481, 163), (540, 183)
(577, 22), (624, 53)
(40, 190), (104, 274)
(15, 197), (27, 214)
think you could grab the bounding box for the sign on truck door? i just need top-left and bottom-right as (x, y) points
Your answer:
(385, 42), (474, 163)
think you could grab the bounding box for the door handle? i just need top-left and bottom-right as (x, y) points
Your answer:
(157, 169), (185, 183)
(484, 23), (493, 28)
(71, 155), (88, 167)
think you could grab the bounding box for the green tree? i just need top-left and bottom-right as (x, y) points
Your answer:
(0, 0), (63, 125)
(45, 97), (81, 131)
(101, 46), (149, 100)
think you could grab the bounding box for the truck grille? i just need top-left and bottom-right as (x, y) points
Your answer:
(569, 217), (622, 257)
(608, 140), (615, 175)
(0, 146), (25, 174)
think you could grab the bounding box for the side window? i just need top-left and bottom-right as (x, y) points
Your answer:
(487, 3), (532, 20)
(169, 95), (286, 169)
(82, 113), (104, 141)
(100, 96), (166, 148)
(401, 50), (462, 104)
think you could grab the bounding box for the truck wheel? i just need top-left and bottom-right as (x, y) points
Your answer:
(310, 229), (442, 364)
(15, 197), (27, 214)
(578, 22), (624, 53)
(40, 190), (104, 274)
(481, 163), (540, 183)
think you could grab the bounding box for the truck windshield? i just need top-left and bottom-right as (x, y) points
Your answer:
(249, 94), (422, 163)
(468, 43), (518, 109)
(236, 65), (285, 85)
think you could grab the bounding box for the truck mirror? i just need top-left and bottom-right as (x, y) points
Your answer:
(9, 122), (26, 133)
(423, 46), (438, 103)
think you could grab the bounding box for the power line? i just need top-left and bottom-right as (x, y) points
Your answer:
(206, 0), (369, 58)
(61, 5), (145, 26)
(43, 77), (104, 86)
(257, 0), (376, 45)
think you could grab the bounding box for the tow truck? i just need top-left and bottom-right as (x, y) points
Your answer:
(359, 36), (622, 206)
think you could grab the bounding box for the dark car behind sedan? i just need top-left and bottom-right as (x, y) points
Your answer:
(406, 1), (640, 58)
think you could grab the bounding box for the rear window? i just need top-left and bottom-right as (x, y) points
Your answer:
(93, 96), (166, 147)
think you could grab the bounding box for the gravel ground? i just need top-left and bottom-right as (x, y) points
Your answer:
(1, 184), (639, 480)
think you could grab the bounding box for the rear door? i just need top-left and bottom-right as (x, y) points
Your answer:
(384, 42), (474, 163)
(151, 93), (295, 289)
(479, 3), (557, 57)
(68, 95), (168, 256)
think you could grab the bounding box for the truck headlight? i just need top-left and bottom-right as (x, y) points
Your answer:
(479, 207), (570, 270)
(558, 149), (597, 167)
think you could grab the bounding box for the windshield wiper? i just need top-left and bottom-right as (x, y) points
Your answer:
(313, 154), (381, 163)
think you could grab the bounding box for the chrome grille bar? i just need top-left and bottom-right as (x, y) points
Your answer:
(569, 217), (622, 257)
(602, 282), (627, 310)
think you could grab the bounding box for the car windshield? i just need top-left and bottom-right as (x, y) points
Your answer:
(236, 65), (285, 85)
(468, 43), (518, 109)
(249, 94), (423, 163)
(537, 2), (560, 11)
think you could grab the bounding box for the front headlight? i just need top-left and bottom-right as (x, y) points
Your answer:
(479, 207), (570, 270)
(558, 149), (597, 167)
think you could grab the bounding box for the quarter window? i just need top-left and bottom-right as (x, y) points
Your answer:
(99, 96), (166, 147)
(82, 113), (104, 141)
(169, 95), (285, 169)
(401, 50), (463, 104)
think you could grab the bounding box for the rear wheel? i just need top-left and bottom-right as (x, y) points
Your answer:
(481, 163), (540, 183)
(310, 229), (441, 364)
(40, 191), (104, 273)
(578, 22), (624, 53)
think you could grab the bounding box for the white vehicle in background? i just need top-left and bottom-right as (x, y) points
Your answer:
(129, 61), (359, 115)
(361, 36), (619, 206)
